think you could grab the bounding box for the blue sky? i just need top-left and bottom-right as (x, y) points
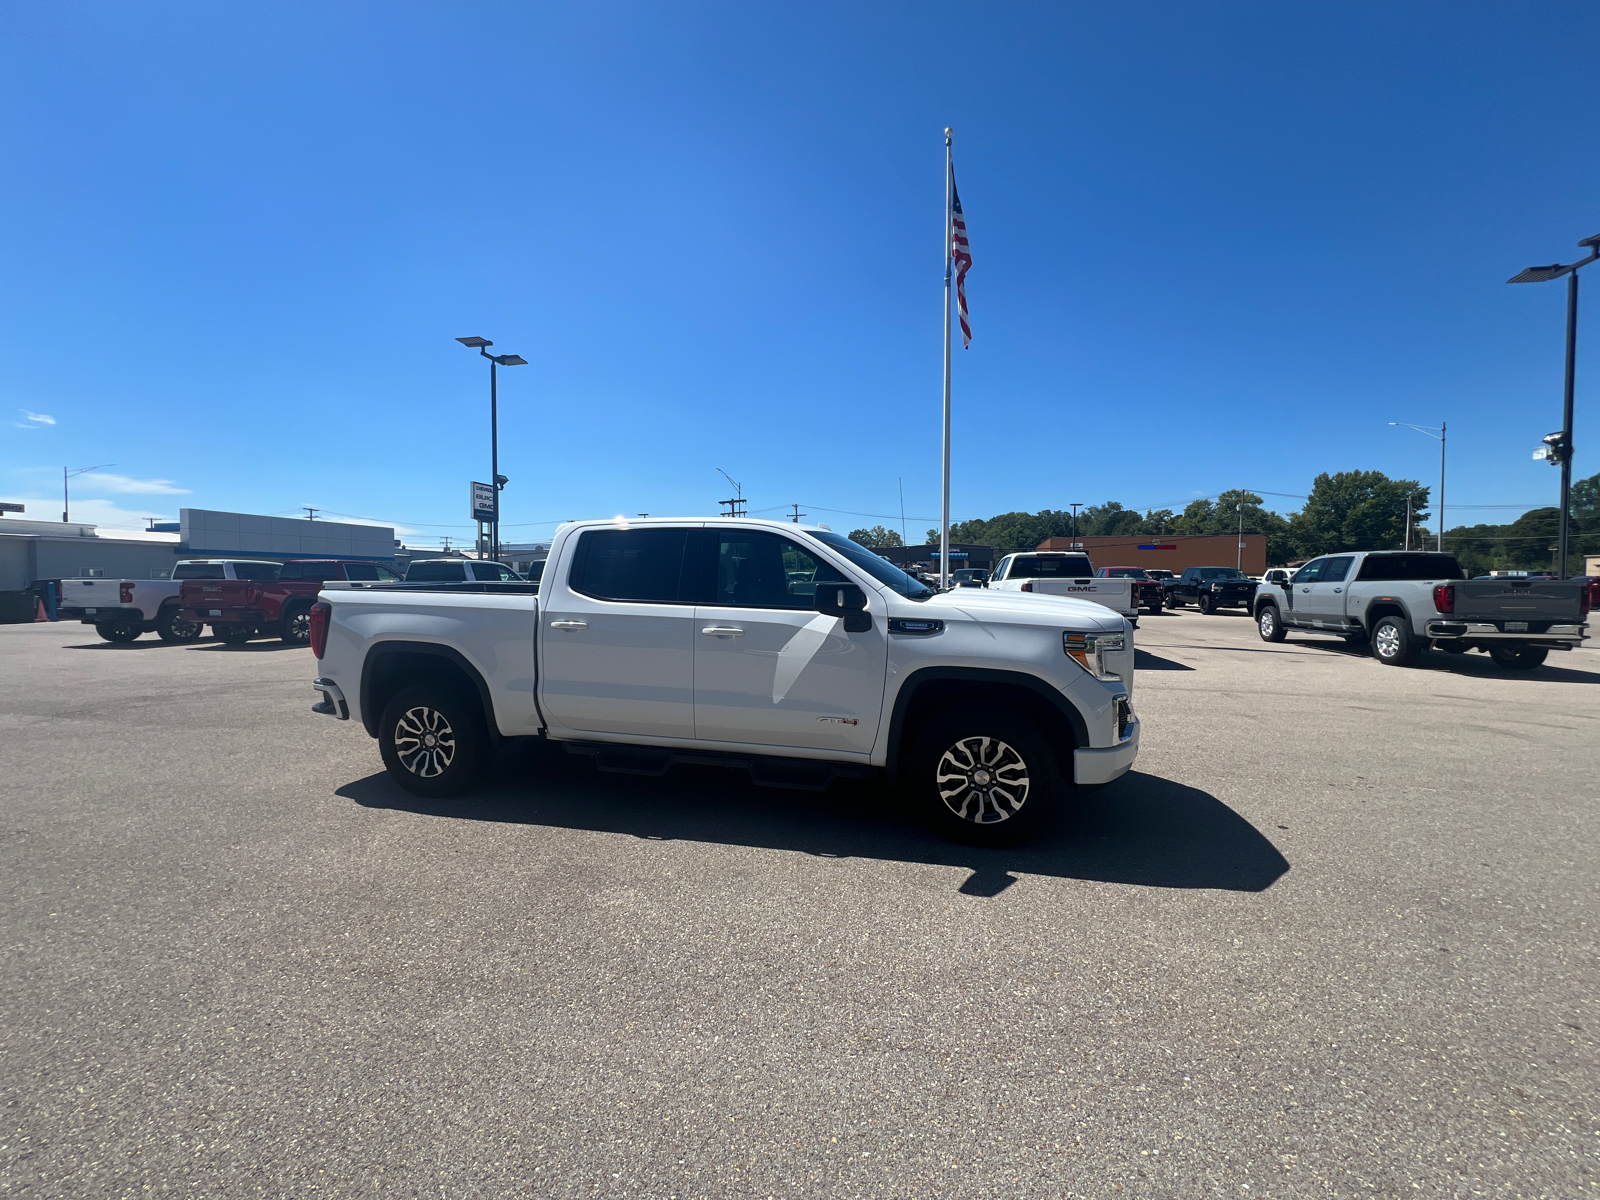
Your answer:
(2, 2), (1596, 547)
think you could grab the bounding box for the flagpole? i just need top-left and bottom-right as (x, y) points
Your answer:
(940, 127), (953, 591)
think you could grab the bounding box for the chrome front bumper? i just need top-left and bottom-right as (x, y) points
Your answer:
(312, 677), (349, 720)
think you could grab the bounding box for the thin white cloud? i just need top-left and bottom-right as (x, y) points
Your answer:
(16, 409), (56, 427)
(79, 473), (191, 496)
(0, 495), (175, 531)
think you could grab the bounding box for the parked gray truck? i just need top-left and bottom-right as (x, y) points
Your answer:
(1252, 550), (1589, 669)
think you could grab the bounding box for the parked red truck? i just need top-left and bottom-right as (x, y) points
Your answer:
(181, 559), (402, 645)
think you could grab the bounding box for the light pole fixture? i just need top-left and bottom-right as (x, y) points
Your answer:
(63, 463), (113, 523)
(1069, 502), (1082, 549)
(1389, 422), (1446, 552)
(1508, 233), (1600, 576)
(456, 336), (528, 562)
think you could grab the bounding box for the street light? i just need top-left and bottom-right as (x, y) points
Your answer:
(1508, 233), (1600, 576)
(456, 336), (528, 562)
(63, 463), (113, 523)
(1388, 422), (1446, 552)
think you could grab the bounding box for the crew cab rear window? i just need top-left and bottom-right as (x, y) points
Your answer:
(231, 561), (282, 580)
(1356, 553), (1465, 582)
(174, 563), (226, 580)
(406, 562), (466, 581)
(570, 528), (688, 604)
(1008, 555), (1094, 578)
(343, 564), (401, 581)
(471, 562), (521, 582)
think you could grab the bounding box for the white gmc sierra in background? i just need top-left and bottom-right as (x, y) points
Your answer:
(988, 552), (1141, 624)
(57, 559), (273, 643)
(308, 519), (1140, 845)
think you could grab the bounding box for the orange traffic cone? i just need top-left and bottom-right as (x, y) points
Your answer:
(36, 599), (49, 621)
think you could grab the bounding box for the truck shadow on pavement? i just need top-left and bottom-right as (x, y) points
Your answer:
(1288, 640), (1600, 683)
(339, 753), (1290, 897)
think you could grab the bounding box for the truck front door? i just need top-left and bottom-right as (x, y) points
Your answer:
(538, 526), (697, 739)
(691, 529), (887, 754)
(1296, 555), (1355, 630)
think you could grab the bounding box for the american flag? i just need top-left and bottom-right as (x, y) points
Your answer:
(950, 169), (972, 348)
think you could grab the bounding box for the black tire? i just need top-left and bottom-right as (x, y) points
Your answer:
(1489, 644), (1548, 671)
(1257, 604), (1286, 643)
(1197, 593), (1215, 615)
(904, 706), (1058, 847)
(215, 625), (253, 645)
(156, 605), (204, 643)
(280, 603), (312, 646)
(1144, 597), (1162, 614)
(96, 622), (140, 643)
(378, 682), (490, 798)
(1371, 616), (1421, 667)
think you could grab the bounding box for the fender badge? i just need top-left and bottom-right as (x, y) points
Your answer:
(817, 717), (859, 725)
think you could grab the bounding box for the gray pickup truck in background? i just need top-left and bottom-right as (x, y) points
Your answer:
(1252, 550), (1590, 670)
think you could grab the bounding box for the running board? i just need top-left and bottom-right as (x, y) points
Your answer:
(561, 742), (878, 792)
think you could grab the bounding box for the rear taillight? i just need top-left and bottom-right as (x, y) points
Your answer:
(309, 601), (330, 658)
(119, 582), (134, 604)
(1433, 584), (1455, 614)
(1581, 581), (1593, 618)
(1020, 581), (1033, 592)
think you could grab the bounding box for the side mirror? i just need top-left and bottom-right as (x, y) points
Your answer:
(815, 582), (873, 633)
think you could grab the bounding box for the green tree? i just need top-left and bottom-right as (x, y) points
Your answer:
(848, 525), (903, 548)
(1170, 490), (1294, 564)
(1289, 471), (1426, 559)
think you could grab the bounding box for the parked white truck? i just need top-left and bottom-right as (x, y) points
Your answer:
(58, 559), (279, 643)
(1252, 549), (1590, 669)
(988, 552), (1141, 625)
(308, 519), (1140, 845)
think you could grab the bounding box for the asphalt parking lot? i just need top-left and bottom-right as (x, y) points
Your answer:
(2, 608), (1597, 1199)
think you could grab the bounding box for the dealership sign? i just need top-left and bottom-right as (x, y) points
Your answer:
(471, 481), (496, 522)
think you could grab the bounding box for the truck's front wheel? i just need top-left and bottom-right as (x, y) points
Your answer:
(378, 683), (489, 797)
(1257, 604), (1286, 643)
(906, 707), (1058, 846)
(1197, 593), (1215, 614)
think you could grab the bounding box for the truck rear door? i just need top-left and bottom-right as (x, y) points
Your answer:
(537, 526), (697, 739)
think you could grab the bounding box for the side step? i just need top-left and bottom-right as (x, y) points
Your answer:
(562, 742), (878, 792)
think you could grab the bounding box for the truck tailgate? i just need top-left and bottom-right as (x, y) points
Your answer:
(1454, 579), (1585, 625)
(61, 580), (119, 608)
(184, 581), (260, 611)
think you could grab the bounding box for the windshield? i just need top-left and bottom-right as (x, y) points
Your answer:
(1197, 568), (1247, 580)
(806, 531), (934, 599)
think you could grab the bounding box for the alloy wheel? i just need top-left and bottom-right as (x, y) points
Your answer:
(288, 611), (310, 642)
(393, 706), (457, 778)
(1374, 624), (1401, 659)
(935, 736), (1031, 825)
(1259, 609), (1275, 637)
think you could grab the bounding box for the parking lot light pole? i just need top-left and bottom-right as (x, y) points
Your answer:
(63, 463), (113, 523)
(1389, 422), (1446, 552)
(456, 337), (528, 562)
(1509, 234), (1600, 576)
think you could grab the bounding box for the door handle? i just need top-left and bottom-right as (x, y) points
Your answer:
(701, 625), (744, 637)
(1333, 587), (1342, 593)
(550, 620), (588, 631)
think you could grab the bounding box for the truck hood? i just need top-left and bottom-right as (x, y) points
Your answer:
(905, 587), (1127, 631)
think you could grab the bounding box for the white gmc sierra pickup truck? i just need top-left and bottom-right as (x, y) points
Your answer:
(988, 552), (1141, 624)
(1252, 549), (1590, 669)
(308, 519), (1140, 845)
(58, 559), (273, 643)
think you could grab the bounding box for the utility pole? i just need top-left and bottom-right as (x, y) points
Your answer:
(899, 477), (907, 547)
(63, 464), (113, 523)
(1069, 503), (1083, 549)
(1236, 492), (1245, 571)
(1403, 492), (1413, 552)
(716, 468), (745, 517)
(303, 507), (318, 521)
(789, 504), (806, 523)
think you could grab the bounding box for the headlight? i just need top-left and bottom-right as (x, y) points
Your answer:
(1064, 631), (1125, 679)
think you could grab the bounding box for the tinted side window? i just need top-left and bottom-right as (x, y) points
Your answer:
(279, 562), (303, 580)
(1291, 561), (1323, 584)
(1356, 554), (1465, 582)
(713, 531), (843, 609)
(1320, 556), (1354, 583)
(570, 528), (689, 603)
(343, 563), (399, 581)
(233, 561), (282, 581)
(290, 565), (344, 583)
(174, 563), (226, 580)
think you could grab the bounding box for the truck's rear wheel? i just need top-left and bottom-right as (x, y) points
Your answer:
(1257, 604), (1286, 642)
(1488, 645), (1547, 671)
(281, 604), (311, 646)
(905, 707), (1057, 846)
(96, 622), (140, 643)
(156, 605), (204, 643)
(1371, 616), (1420, 667)
(215, 625), (252, 645)
(379, 683), (489, 797)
